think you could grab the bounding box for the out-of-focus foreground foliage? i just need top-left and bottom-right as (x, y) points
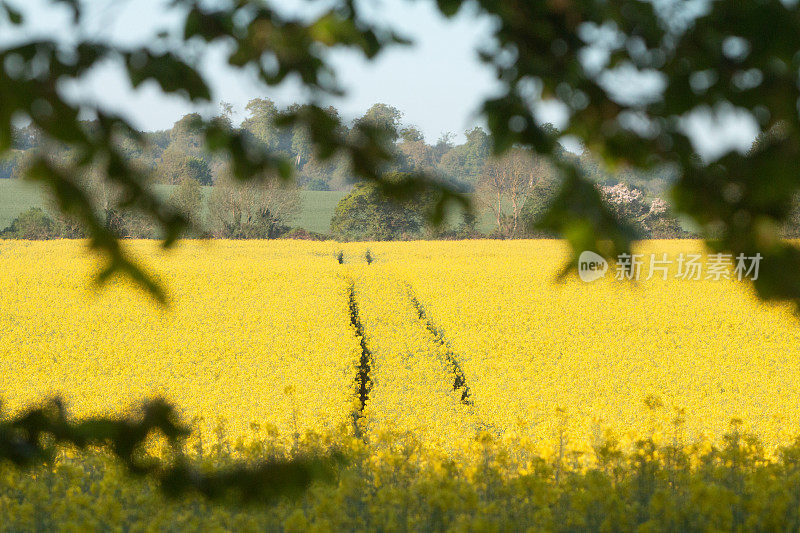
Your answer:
(5, 419), (800, 532)
(0, 398), (340, 503)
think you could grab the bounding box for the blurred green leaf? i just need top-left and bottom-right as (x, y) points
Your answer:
(125, 51), (211, 102)
(0, 397), (341, 501)
(1, 1), (22, 24)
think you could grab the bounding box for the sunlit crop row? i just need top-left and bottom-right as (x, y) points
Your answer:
(351, 267), (480, 453)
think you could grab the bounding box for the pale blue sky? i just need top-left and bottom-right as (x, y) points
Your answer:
(6, 0), (502, 143)
(5, 0), (758, 156)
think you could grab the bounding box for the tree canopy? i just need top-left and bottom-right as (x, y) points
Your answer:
(330, 174), (427, 241)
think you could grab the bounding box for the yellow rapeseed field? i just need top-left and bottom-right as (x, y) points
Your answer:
(1, 238), (798, 458)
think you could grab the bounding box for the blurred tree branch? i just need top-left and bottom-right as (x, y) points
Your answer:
(0, 397), (341, 502)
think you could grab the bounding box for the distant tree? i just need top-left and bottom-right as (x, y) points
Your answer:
(304, 178), (330, 191)
(599, 183), (687, 238)
(2, 208), (57, 239)
(183, 156), (211, 185)
(298, 155), (334, 190)
(433, 132), (455, 163)
(70, 163), (118, 224)
(291, 126), (312, 168)
(299, 153), (351, 191)
(52, 212), (87, 239)
(642, 197), (688, 238)
(438, 127), (491, 186)
(395, 125), (434, 173)
(11, 124), (41, 151)
(108, 209), (158, 239)
(219, 101), (235, 123)
(398, 139), (436, 174)
(287, 103), (331, 169)
(600, 184), (649, 222)
(356, 104), (403, 143)
(330, 173), (428, 240)
(44, 189), (89, 238)
(241, 98), (280, 150)
(399, 126), (424, 143)
(519, 179), (560, 237)
(146, 130), (172, 152)
(0, 150), (20, 179)
(156, 148), (212, 185)
(169, 113), (204, 150)
(152, 113), (215, 185)
(479, 148), (541, 238)
(58, 159), (156, 239)
(10, 150), (35, 180)
(453, 210), (480, 239)
(208, 173), (300, 239)
(168, 178), (204, 229)
(577, 151), (612, 185)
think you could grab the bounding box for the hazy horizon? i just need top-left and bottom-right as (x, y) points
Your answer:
(4, 0), (758, 157)
(5, 0), (505, 144)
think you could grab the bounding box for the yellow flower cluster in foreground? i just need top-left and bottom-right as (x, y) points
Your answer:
(1, 239), (798, 457)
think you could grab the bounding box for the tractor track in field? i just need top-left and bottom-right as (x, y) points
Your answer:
(342, 256), (482, 439)
(406, 284), (474, 407)
(347, 282), (373, 437)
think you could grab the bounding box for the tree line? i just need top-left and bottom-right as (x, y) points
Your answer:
(0, 99), (773, 241)
(2, 101), (492, 192)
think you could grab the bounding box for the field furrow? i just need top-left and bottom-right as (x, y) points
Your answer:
(352, 269), (481, 450)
